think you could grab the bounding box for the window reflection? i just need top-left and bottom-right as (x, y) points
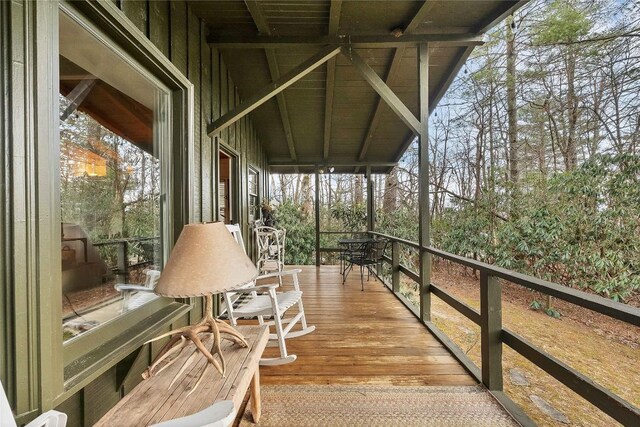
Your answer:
(59, 25), (164, 341)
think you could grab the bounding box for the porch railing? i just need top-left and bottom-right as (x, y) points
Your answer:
(318, 230), (367, 252)
(368, 231), (640, 427)
(93, 236), (159, 281)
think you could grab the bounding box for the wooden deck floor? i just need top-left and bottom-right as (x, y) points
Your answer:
(258, 265), (476, 386)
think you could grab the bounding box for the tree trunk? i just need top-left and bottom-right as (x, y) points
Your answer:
(293, 175), (302, 205)
(382, 167), (398, 214)
(139, 154), (146, 201)
(354, 174), (363, 205)
(506, 15), (519, 185)
(279, 175), (287, 203)
(301, 175), (313, 217)
(565, 48), (578, 170)
(474, 120), (484, 204)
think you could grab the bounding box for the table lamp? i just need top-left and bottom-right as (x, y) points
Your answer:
(142, 222), (258, 393)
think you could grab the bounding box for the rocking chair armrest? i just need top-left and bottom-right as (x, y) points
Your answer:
(114, 284), (154, 292)
(229, 283), (279, 293)
(256, 268), (302, 281)
(26, 410), (67, 427)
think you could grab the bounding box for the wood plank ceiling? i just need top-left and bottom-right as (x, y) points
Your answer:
(190, 1), (527, 173)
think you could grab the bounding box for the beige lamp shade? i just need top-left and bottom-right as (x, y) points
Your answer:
(155, 222), (258, 297)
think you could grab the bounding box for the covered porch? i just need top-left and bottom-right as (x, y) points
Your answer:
(200, 0), (535, 419)
(2, 0), (639, 426)
(260, 265), (475, 387)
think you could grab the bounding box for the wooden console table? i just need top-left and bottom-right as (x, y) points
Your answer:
(95, 325), (269, 426)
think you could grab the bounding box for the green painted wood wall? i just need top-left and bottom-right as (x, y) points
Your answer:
(0, 1), (268, 425)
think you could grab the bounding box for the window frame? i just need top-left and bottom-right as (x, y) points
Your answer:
(59, 11), (170, 349)
(43, 0), (195, 406)
(248, 167), (260, 222)
(217, 140), (241, 225)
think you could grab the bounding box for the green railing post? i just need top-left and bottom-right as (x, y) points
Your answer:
(420, 249), (431, 322)
(418, 43), (431, 323)
(314, 168), (320, 267)
(392, 241), (400, 293)
(366, 166), (374, 233)
(117, 241), (129, 282)
(480, 271), (503, 390)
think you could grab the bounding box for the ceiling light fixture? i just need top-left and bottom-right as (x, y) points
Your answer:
(390, 28), (404, 38)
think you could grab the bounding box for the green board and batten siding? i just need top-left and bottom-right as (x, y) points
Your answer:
(0, 1), (268, 425)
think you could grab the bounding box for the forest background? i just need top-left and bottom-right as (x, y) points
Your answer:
(269, 0), (640, 308)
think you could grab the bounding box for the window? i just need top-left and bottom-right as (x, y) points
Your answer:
(249, 168), (259, 222)
(219, 147), (240, 224)
(59, 11), (170, 341)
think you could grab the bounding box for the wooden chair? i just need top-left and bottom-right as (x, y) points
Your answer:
(2, 381), (67, 427)
(224, 224), (315, 366)
(254, 226), (286, 278)
(114, 269), (161, 313)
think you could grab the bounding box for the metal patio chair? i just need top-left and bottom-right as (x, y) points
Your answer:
(343, 238), (389, 291)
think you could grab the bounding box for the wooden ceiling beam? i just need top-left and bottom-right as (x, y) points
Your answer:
(429, 45), (475, 113)
(208, 45), (341, 137)
(405, 0), (439, 34)
(357, 46), (407, 161)
(323, 59), (336, 160)
(245, 0), (297, 161)
(60, 78), (97, 121)
(328, 0), (342, 35)
(244, 0), (270, 34)
(358, 0), (437, 161)
(267, 52), (298, 162)
(97, 82), (153, 129)
(393, 132), (418, 163)
(342, 47), (420, 134)
(474, 0), (530, 33)
(208, 34), (484, 49)
(323, 0), (342, 160)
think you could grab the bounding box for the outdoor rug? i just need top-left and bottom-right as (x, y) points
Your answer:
(239, 384), (518, 426)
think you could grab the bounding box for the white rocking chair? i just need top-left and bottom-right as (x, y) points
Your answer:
(114, 269), (161, 313)
(2, 381), (67, 427)
(150, 400), (235, 427)
(224, 224), (315, 366)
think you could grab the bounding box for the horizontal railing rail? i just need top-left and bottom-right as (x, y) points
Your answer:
(318, 230), (367, 235)
(93, 236), (159, 246)
(370, 231), (420, 249)
(366, 230), (640, 426)
(317, 230), (369, 258)
(93, 236), (160, 278)
(370, 231), (639, 326)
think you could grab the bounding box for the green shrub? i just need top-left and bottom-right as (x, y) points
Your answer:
(274, 201), (316, 265)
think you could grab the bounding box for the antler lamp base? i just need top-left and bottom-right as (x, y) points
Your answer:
(142, 295), (247, 395)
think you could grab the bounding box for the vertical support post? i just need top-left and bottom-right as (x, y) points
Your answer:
(366, 166), (374, 233)
(480, 271), (503, 390)
(392, 241), (400, 293)
(315, 168), (321, 267)
(418, 43), (431, 322)
(214, 137), (220, 222)
(117, 241), (129, 283)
